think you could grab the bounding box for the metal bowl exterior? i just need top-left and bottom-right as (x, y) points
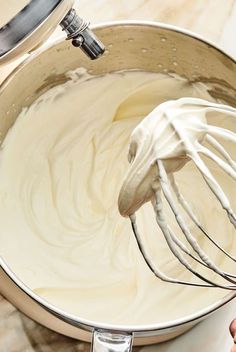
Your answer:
(0, 21), (236, 345)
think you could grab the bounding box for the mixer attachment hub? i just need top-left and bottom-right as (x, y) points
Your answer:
(60, 8), (105, 60)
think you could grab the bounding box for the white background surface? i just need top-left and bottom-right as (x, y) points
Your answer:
(141, 300), (236, 351)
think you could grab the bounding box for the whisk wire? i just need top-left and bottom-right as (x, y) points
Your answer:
(158, 160), (236, 286)
(130, 213), (236, 290)
(126, 99), (236, 290)
(170, 174), (236, 270)
(205, 135), (236, 171)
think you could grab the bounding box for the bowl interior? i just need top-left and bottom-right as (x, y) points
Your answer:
(0, 22), (236, 332)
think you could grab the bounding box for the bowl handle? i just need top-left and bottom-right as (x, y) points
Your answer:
(91, 329), (133, 352)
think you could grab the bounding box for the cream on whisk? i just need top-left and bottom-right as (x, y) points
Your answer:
(118, 97), (210, 216)
(118, 98), (236, 218)
(119, 96), (236, 290)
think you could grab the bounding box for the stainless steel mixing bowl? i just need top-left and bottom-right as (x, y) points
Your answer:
(0, 21), (236, 351)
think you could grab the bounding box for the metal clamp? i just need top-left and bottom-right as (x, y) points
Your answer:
(60, 8), (105, 60)
(92, 330), (133, 352)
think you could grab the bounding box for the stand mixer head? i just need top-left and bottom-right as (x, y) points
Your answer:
(0, 0), (105, 64)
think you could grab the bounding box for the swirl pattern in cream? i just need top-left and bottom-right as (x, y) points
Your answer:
(0, 70), (235, 325)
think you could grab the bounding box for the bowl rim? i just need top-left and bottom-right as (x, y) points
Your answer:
(0, 20), (236, 334)
(1, 256), (236, 333)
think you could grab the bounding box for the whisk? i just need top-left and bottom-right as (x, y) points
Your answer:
(118, 97), (236, 290)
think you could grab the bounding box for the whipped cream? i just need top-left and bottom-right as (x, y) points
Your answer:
(118, 96), (236, 288)
(0, 70), (235, 325)
(118, 98), (236, 220)
(118, 97), (209, 216)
